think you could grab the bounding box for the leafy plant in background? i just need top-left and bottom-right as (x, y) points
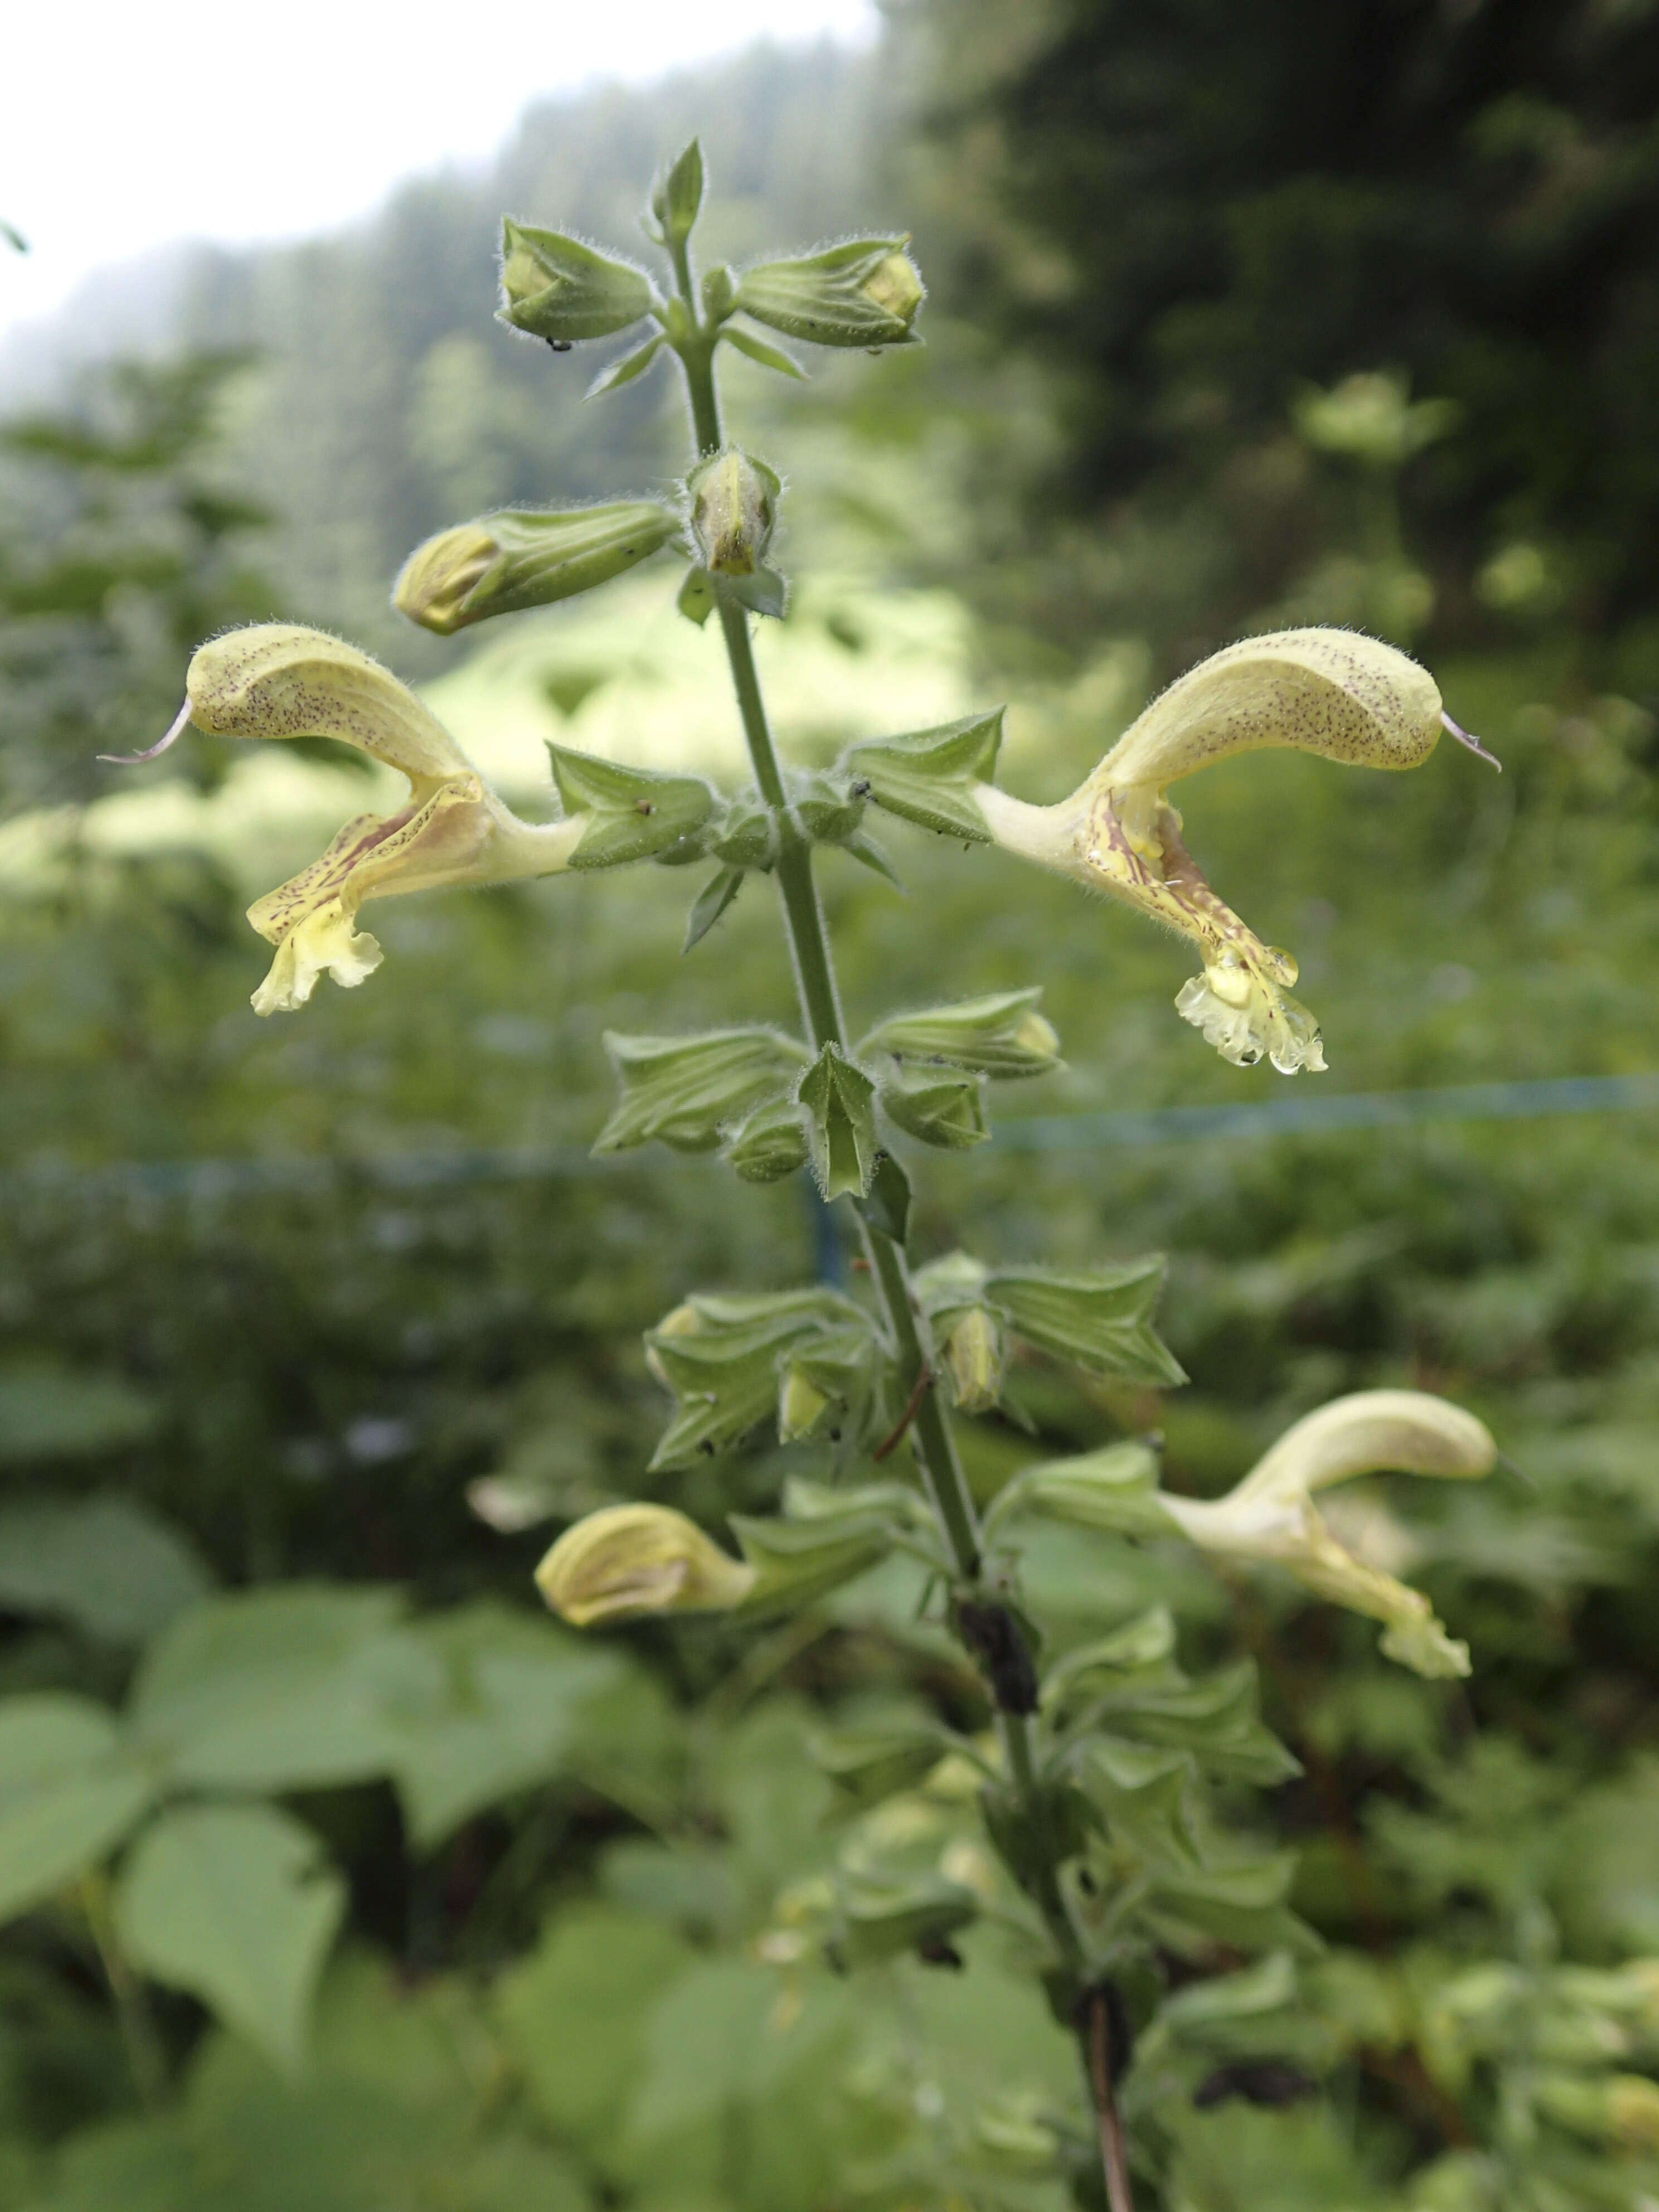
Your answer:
(0, 355), (274, 813)
(55, 137), (1592, 2212)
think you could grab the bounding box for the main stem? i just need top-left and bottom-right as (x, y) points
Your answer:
(670, 258), (1128, 2207)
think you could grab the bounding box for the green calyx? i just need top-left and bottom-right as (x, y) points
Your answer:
(734, 236), (925, 351)
(593, 1028), (811, 1156)
(547, 745), (719, 871)
(497, 220), (657, 341)
(842, 710), (1006, 842)
(394, 501), (678, 635)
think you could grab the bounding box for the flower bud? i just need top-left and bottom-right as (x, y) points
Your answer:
(394, 501), (678, 636)
(498, 220), (656, 342)
(735, 237), (924, 350)
(643, 1300), (702, 1391)
(535, 1503), (754, 1628)
(1534, 2070), (1659, 2152)
(687, 448), (779, 576)
(779, 1365), (833, 1444)
(648, 139), (704, 247)
(941, 1305), (1005, 1414)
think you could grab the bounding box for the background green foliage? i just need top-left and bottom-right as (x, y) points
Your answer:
(3, 10), (1659, 2210)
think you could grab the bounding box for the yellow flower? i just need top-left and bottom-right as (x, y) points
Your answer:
(973, 628), (1498, 1073)
(1160, 1389), (1496, 1677)
(127, 626), (584, 1015)
(535, 1503), (755, 1627)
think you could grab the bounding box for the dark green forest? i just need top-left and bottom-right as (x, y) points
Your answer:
(3, 7), (1659, 2210)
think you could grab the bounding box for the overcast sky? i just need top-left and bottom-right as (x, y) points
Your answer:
(2, 0), (878, 348)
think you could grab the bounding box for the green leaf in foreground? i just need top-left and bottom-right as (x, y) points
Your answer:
(0, 1694), (152, 1924)
(116, 1802), (346, 2074)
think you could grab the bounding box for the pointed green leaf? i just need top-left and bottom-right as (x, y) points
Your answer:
(0, 1695), (152, 1924)
(115, 1802), (346, 2073)
(586, 334), (666, 397)
(651, 139), (704, 244)
(595, 1029), (810, 1156)
(682, 866), (744, 953)
(548, 746), (717, 870)
(798, 1045), (880, 1200)
(720, 324), (809, 380)
(724, 564), (788, 620)
(987, 1259), (1187, 1385)
(839, 829), (903, 885)
(857, 1152), (912, 1243)
(676, 567), (716, 627)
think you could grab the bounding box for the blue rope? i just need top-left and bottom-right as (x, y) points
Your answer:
(6, 1074), (1657, 1207)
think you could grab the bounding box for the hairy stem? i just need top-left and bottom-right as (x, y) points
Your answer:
(669, 249), (1110, 2179)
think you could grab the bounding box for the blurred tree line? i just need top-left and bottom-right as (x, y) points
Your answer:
(2, 9), (1659, 2211)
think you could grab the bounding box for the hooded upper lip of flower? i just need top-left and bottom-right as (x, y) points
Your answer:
(971, 627), (1497, 1075)
(110, 624), (583, 1016)
(1158, 1388), (1497, 1678)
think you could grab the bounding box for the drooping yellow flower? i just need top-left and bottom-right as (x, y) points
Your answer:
(972, 629), (1498, 1073)
(118, 626), (584, 1015)
(1160, 1389), (1496, 1677)
(535, 1503), (756, 1627)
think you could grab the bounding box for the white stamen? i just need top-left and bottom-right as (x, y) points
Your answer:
(98, 697), (192, 766)
(1440, 709), (1501, 772)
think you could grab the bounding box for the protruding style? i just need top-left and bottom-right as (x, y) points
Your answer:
(971, 629), (1493, 1073)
